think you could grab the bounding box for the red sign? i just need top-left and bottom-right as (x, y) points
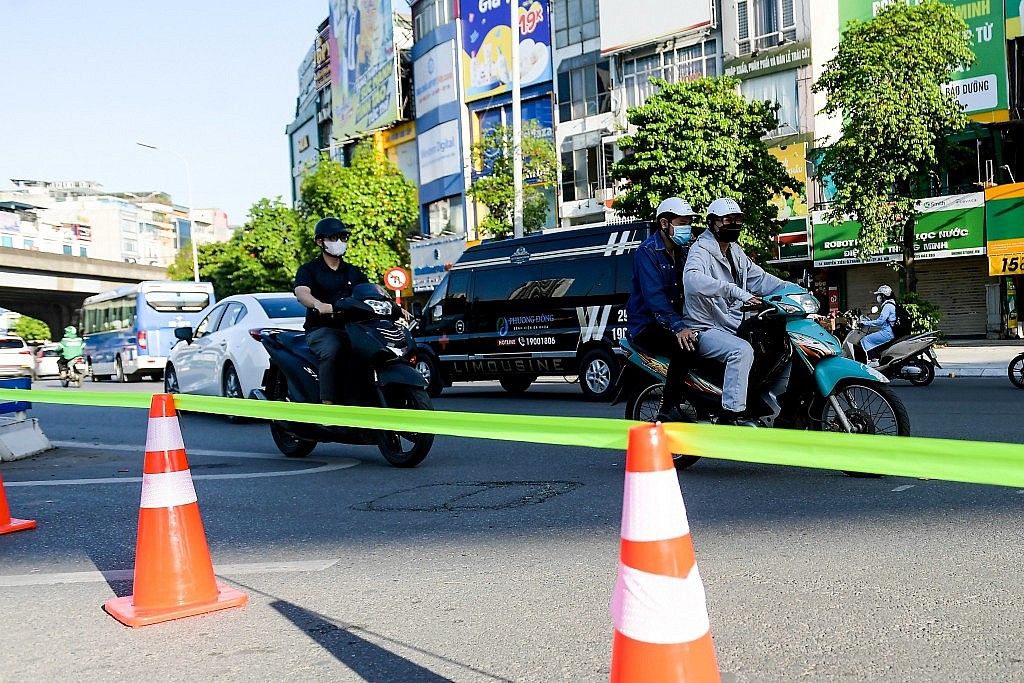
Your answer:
(384, 266), (410, 292)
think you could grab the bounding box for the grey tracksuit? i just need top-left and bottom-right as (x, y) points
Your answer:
(683, 231), (786, 412)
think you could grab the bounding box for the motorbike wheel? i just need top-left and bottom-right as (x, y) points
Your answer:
(1009, 353), (1024, 389)
(817, 381), (910, 477)
(377, 385), (434, 468)
(60, 376), (69, 388)
(906, 359), (935, 386)
(270, 422), (317, 458)
(625, 382), (700, 470)
(72, 374), (82, 388)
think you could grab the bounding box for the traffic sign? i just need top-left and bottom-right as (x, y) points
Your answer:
(384, 266), (410, 292)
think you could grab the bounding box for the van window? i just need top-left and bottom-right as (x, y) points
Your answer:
(444, 270), (470, 315)
(475, 264), (545, 302)
(541, 257), (616, 298)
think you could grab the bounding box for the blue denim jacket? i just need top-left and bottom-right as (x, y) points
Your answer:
(626, 232), (688, 337)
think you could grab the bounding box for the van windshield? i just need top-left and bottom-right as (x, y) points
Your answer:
(425, 274), (448, 309)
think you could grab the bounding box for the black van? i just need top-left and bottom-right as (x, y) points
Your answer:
(412, 221), (647, 401)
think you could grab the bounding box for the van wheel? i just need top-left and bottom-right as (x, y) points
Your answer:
(499, 375), (536, 394)
(579, 348), (618, 402)
(415, 354), (443, 398)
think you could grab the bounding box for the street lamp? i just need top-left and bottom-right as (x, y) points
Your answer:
(137, 142), (200, 282)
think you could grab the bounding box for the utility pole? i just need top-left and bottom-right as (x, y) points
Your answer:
(510, 0), (524, 239)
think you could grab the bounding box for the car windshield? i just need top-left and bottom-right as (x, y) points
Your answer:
(0, 339), (27, 350)
(257, 297), (307, 319)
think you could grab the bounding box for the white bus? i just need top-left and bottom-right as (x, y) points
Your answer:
(81, 281), (215, 382)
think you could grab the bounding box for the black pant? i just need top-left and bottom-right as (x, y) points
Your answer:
(306, 327), (358, 404)
(57, 357), (69, 374)
(633, 325), (697, 411)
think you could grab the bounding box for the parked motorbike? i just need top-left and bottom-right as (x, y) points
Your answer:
(59, 356), (88, 388)
(250, 282), (434, 467)
(838, 309), (941, 386)
(613, 284), (910, 472)
(1009, 351), (1024, 388)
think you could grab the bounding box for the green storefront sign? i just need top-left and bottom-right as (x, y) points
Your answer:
(837, 0), (1007, 115)
(811, 192), (987, 267)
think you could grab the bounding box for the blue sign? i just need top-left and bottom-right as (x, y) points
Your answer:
(461, 0), (552, 103)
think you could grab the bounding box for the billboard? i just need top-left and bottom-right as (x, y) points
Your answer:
(414, 40), (458, 116)
(418, 120), (462, 185)
(329, 0), (401, 141)
(462, 0), (552, 103)
(837, 0), (1007, 116)
(410, 234), (467, 292)
(811, 193), (986, 268)
(598, 0), (712, 54)
(984, 183), (1024, 276)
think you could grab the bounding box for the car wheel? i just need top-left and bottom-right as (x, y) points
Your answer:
(223, 364), (247, 423)
(415, 354), (443, 398)
(579, 348), (619, 402)
(164, 364), (180, 394)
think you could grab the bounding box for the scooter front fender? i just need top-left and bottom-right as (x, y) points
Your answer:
(378, 362), (426, 388)
(813, 355), (889, 397)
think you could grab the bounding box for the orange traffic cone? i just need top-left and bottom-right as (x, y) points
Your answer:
(104, 393), (247, 627)
(610, 423), (720, 682)
(0, 470), (36, 535)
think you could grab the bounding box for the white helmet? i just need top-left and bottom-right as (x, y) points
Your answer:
(706, 197), (743, 218)
(656, 197), (696, 220)
(874, 284), (893, 297)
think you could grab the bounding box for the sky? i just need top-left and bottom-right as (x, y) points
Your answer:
(0, 1), (332, 226)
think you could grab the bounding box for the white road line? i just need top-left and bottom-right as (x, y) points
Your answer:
(6, 441), (359, 486)
(0, 559), (340, 587)
(891, 485), (915, 492)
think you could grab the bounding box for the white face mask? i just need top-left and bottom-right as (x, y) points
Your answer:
(323, 241), (347, 257)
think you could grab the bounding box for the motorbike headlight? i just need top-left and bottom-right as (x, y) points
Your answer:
(792, 293), (820, 315)
(366, 299), (392, 316)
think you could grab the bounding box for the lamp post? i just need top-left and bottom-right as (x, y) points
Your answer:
(137, 142), (200, 282)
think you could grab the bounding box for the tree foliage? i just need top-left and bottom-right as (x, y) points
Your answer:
(168, 198), (308, 298)
(466, 122), (557, 239)
(611, 77), (796, 262)
(14, 315), (50, 343)
(299, 144), (418, 282)
(811, 0), (973, 291)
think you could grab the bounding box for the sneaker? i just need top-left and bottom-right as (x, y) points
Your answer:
(654, 406), (687, 423)
(716, 411), (760, 427)
(866, 359), (880, 368)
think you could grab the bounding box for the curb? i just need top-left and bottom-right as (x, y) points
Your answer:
(936, 367), (1008, 378)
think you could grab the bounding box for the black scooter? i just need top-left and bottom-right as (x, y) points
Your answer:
(249, 282), (434, 467)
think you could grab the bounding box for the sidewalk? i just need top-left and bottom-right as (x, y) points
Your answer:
(933, 339), (1023, 377)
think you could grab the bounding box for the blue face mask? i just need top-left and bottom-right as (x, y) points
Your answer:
(669, 224), (693, 246)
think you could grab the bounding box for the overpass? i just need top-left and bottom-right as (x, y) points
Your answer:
(0, 248), (169, 337)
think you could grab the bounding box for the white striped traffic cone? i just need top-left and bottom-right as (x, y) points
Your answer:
(610, 423), (720, 682)
(104, 393), (247, 627)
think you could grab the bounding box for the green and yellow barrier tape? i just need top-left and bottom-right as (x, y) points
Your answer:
(2, 388), (1022, 488)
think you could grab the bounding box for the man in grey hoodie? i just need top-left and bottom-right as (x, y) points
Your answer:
(683, 197), (787, 425)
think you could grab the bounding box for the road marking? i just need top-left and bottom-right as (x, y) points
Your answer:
(0, 559), (340, 587)
(891, 485), (915, 492)
(5, 441), (359, 486)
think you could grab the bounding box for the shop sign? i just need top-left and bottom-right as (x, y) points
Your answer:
(410, 233), (466, 292)
(984, 183), (1024, 275)
(811, 192), (985, 268)
(774, 217), (810, 262)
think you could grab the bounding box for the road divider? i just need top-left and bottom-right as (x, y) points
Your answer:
(2, 388), (1023, 488)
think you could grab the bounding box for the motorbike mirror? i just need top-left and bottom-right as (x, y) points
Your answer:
(431, 304), (443, 319)
(871, 306), (879, 314)
(174, 326), (194, 343)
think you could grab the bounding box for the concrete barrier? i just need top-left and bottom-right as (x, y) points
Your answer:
(0, 377), (52, 461)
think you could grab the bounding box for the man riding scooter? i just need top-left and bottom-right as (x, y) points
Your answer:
(293, 216), (369, 405)
(55, 325), (85, 380)
(859, 284), (897, 366)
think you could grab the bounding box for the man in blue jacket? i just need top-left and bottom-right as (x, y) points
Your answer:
(625, 197), (701, 422)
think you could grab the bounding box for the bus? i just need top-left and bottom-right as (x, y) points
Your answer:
(81, 280), (215, 382)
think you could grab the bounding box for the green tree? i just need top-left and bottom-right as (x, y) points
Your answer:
(466, 122), (557, 239)
(811, 0), (973, 292)
(611, 77), (796, 262)
(299, 144), (418, 283)
(14, 315), (50, 342)
(167, 198), (308, 298)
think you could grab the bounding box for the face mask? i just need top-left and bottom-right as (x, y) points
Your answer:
(876, 294), (884, 304)
(715, 226), (742, 243)
(323, 241), (348, 257)
(669, 225), (693, 246)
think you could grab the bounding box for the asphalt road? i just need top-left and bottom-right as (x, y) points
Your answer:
(1, 376), (1022, 682)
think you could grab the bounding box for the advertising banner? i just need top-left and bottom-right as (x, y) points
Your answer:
(314, 25), (332, 92)
(462, 0), (552, 103)
(329, 0), (400, 141)
(598, 0), (711, 54)
(414, 40), (458, 116)
(984, 183), (1024, 275)
(410, 234), (468, 292)
(812, 193), (986, 267)
(418, 120), (462, 185)
(837, 0), (1007, 116)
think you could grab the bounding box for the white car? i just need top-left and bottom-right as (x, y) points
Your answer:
(32, 343), (62, 379)
(164, 293), (306, 401)
(0, 336), (34, 378)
